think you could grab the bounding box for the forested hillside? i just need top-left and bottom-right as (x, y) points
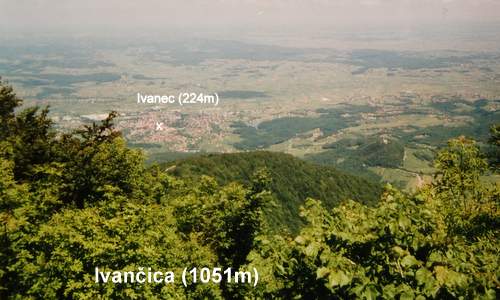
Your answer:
(305, 137), (406, 182)
(166, 152), (381, 232)
(1, 80), (499, 299)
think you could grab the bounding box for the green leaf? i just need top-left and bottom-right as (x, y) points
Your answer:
(415, 268), (432, 286)
(392, 246), (407, 257)
(316, 267), (330, 279)
(401, 255), (419, 268)
(398, 215), (411, 228)
(328, 270), (351, 287)
(434, 266), (468, 288)
(294, 235), (306, 245)
(304, 242), (319, 257)
(361, 284), (380, 300)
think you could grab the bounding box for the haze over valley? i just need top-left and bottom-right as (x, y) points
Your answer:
(1, 0), (499, 189)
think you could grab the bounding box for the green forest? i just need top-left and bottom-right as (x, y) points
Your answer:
(1, 79), (499, 299)
(165, 151), (380, 233)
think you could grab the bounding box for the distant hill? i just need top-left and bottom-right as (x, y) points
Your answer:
(305, 136), (405, 182)
(164, 151), (381, 233)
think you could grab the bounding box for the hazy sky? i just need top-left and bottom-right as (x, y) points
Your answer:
(1, 0), (500, 34)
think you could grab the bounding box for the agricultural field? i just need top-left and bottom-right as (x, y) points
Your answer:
(1, 34), (499, 188)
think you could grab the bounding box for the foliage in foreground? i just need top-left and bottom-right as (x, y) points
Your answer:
(248, 137), (499, 299)
(0, 80), (499, 299)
